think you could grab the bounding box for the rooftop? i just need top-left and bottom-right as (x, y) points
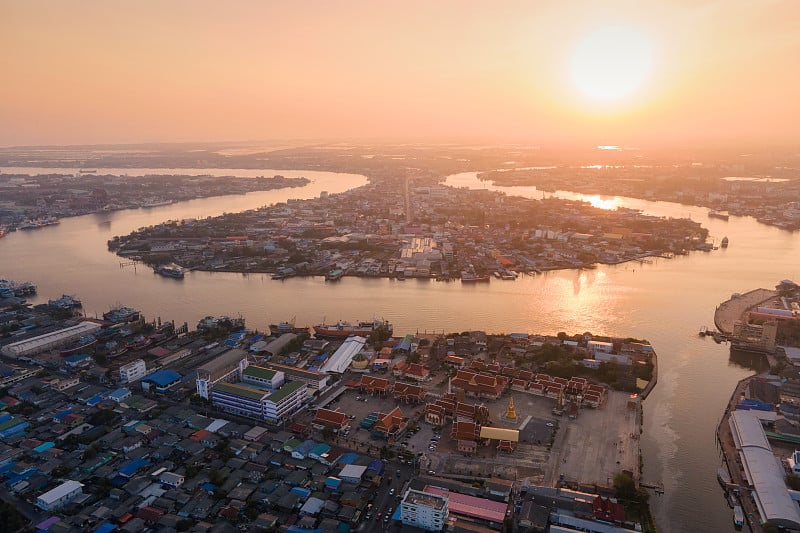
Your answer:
(267, 380), (306, 404)
(243, 365), (278, 381)
(403, 488), (447, 510)
(213, 382), (269, 401)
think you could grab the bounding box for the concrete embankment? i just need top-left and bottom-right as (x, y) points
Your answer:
(714, 288), (777, 335)
(639, 348), (658, 401)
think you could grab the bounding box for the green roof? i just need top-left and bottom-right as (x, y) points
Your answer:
(213, 382), (269, 401)
(243, 365), (277, 381)
(266, 380), (306, 404)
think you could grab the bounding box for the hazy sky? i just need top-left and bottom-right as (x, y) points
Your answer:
(2, 1), (799, 147)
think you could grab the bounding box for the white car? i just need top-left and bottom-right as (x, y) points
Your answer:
(546, 422), (554, 427)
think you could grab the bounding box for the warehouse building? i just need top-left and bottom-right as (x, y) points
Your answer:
(1, 321), (101, 358)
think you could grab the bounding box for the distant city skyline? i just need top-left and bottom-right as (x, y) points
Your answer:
(2, 1), (800, 147)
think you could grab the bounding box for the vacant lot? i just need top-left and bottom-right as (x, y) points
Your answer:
(548, 391), (641, 488)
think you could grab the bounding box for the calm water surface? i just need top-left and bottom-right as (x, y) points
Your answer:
(2, 168), (798, 532)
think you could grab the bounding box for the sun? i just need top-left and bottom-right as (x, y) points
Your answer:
(570, 26), (653, 103)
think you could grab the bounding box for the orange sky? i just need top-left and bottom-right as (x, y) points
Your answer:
(2, 1), (799, 147)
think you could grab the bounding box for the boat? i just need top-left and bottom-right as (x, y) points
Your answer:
(48, 294), (82, 309)
(313, 319), (393, 338)
(461, 271), (491, 282)
(60, 335), (98, 356)
(499, 269), (518, 280)
(19, 217), (61, 230)
(708, 210), (730, 221)
(103, 306), (141, 324)
(156, 264), (185, 279)
(721, 236), (729, 248)
(271, 267), (296, 280)
(325, 269), (344, 281)
(104, 340), (129, 358)
(733, 505), (744, 528)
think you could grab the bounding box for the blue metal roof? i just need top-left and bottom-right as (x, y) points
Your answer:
(33, 441), (55, 454)
(93, 523), (116, 533)
(86, 394), (103, 406)
(118, 458), (150, 477)
(142, 369), (181, 387)
(108, 388), (130, 399)
(250, 334), (264, 342)
(338, 452), (358, 465)
(53, 409), (72, 421)
(63, 353), (90, 363)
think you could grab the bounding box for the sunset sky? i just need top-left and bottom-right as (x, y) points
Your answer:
(2, 1), (799, 147)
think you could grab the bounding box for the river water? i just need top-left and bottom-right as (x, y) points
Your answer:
(2, 167), (799, 532)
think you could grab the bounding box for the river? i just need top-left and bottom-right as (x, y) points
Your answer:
(2, 167), (798, 532)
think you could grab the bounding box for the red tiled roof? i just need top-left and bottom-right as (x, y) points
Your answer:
(593, 496), (625, 523)
(314, 408), (348, 428)
(136, 506), (164, 522)
(191, 429), (211, 442)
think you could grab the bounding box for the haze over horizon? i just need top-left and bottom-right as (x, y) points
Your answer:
(3, 1), (800, 148)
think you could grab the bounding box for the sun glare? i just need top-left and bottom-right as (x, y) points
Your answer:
(570, 27), (653, 103)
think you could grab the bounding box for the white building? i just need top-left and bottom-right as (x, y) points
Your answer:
(401, 488), (449, 531)
(587, 340), (614, 354)
(119, 359), (147, 384)
(594, 352), (632, 366)
(159, 471), (185, 488)
(35, 480), (84, 511)
(241, 366), (285, 392)
(211, 380), (307, 425)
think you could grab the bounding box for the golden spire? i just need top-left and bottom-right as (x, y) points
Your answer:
(504, 395), (518, 421)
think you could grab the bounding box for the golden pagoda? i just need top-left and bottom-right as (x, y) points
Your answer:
(504, 395), (518, 421)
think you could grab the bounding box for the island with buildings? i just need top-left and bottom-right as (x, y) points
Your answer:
(107, 180), (712, 280)
(0, 282), (659, 533)
(714, 279), (800, 532)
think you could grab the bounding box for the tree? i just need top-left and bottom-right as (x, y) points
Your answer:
(787, 473), (800, 491)
(613, 472), (636, 501)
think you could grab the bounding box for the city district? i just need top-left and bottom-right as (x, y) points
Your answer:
(0, 282), (657, 533)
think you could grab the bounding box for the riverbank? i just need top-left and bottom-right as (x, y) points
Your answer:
(717, 376), (763, 533)
(714, 288), (778, 335)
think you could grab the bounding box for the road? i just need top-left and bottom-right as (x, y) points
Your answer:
(357, 457), (417, 532)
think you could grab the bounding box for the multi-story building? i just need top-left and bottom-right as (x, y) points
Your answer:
(265, 362), (330, 392)
(35, 480), (84, 511)
(400, 489), (449, 531)
(119, 359), (147, 384)
(211, 380), (307, 425)
(241, 365), (284, 391)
